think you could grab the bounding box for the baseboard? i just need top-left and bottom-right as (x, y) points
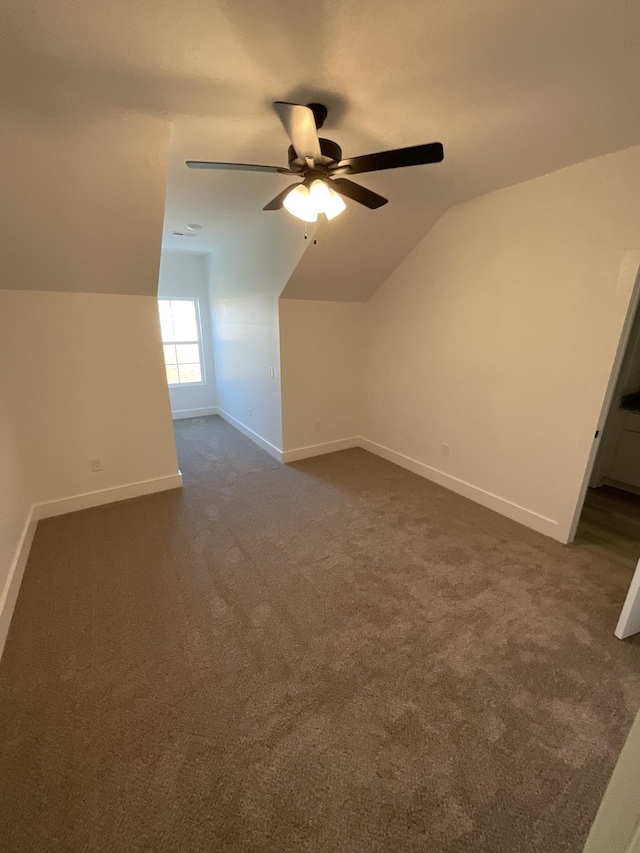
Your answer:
(281, 437), (360, 463)
(602, 477), (640, 498)
(0, 508), (37, 662)
(0, 472), (183, 664)
(215, 417), (561, 540)
(358, 437), (561, 541)
(215, 408), (283, 462)
(172, 407), (218, 420)
(33, 472), (184, 521)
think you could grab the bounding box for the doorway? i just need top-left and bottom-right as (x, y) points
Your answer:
(574, 284), (640, 565)
(571, 259), (640, 637)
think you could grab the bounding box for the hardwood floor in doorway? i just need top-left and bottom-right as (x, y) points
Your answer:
(575, 485), (640, 569)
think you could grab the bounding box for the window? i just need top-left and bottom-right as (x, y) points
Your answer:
(158, 298), (204, 385)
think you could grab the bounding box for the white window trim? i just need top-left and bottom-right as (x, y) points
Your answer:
(159, 297), (206, 387)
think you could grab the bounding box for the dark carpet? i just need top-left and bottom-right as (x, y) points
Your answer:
(1, 415), (639, 852)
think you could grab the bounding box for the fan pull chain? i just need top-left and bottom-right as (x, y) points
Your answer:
(303, 222), (318, 244)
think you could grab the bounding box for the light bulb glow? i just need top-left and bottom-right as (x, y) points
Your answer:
(283, 184), (317, 222)
(309, 179), (333, 211)
(283, 179), (346, 222)
(323, 186), (347, 220)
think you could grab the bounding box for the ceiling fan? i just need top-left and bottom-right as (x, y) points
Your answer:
(186, 102), (444, 222)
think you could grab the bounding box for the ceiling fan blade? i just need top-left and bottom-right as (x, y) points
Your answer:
(186, 160), (291, 174)
(332, 142), (444, 176)
(263, 183), (300, 211)
(329, 178), (388, 209)
(273, 102), (322, 163)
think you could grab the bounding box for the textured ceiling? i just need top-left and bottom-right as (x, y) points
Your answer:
(4, 0), (640, 300)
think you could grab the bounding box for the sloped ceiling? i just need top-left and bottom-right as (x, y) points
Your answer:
(4, 0), (640, 300)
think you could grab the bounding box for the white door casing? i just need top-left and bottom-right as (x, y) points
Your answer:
(582, 707), (640, 852)
(615, 557), (640, 639)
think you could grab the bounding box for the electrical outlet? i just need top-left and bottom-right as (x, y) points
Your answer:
(440, 443), (450, 457)
(90, 457), (103, 472)
(248, 407), (253, 418)
(269, 367), (275, 379)
(314, 421), (320, 432)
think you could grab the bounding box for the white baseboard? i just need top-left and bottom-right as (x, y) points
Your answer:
(34, 472), (184, 520)
(0, 424), (567, 664)
(224, 418), (561, 540)
(172, 407), (218, 420)
(0, 509), (38, 662)
(0, 471), (184, 663)
(215, 407), (283, 462)
(358, 437), (561, 541)
(281, 437), (360, 463)
(602, 477), (640, 498)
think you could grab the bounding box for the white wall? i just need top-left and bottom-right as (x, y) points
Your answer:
(0, 106), (178, 659)
(158, 251), (217, 418)
(0, 290), (179, 504)
(208, 221), (308, 454)
(0, 409), (31, 580)
(0, 362), (33, 654)
(363, 144), (640, 542)
(0, 290), (180, 659)
(279, 299), (364, 453)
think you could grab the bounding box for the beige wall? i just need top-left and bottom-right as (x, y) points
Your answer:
(279, 299), (364, 451)
(363, 144), (640, 542)
(1, 290), (179, 504)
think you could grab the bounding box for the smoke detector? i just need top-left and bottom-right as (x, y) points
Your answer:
(172, 223), (202, 237)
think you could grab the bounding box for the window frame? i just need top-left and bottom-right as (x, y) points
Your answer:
(158, 297), (206, 387)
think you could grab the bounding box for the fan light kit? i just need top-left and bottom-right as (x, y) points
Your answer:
(283, 179), (346, 222)
(186, 101), (444, 224)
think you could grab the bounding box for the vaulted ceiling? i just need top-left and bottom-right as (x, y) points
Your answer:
(4, 0), (640, 300)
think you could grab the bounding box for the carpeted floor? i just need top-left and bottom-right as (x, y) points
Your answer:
(1, 415), (640, 852)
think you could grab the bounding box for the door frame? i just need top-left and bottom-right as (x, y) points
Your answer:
(567, 254), (640, 544)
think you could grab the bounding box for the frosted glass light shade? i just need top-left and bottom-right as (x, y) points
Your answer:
(310, 179), (346, 220)
(323, 186), (346, 220)
(283, 180), (346, 222)
(309, 179), (333, 210)
(283, 184), (317, 222)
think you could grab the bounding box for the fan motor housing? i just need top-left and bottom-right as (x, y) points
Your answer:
(288, 138), (343, 173)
